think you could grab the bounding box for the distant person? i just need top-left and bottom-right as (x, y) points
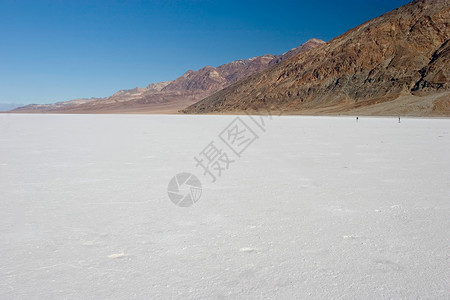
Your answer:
(356, 117), (359, 122)
(398, 116), (401, 123)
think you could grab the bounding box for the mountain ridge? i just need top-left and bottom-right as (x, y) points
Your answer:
(183, 0), (450, 116)
(11, 39), (325, 113)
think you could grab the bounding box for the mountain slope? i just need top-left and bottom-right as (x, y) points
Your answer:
(268, 38), (325, 66)
(184, 0), (450, 116)
(12, 39), (324, 114)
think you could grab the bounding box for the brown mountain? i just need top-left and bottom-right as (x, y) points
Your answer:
(184, 0), (450, 116)
(268, 38), (325, 67)
(12, 39), (324, 114)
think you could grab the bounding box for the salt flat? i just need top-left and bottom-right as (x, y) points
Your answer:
(0, 114), (449, 299)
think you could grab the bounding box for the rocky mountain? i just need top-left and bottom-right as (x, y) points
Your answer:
(268, 38), (325, 66)
(12, 39), (324, 113)
(162, 54), (277, 93)
(184, 0), (450, 116)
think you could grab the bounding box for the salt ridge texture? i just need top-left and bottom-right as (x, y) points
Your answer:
(0, 114), (449, 299)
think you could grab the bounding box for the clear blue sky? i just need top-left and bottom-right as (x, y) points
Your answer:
(0, 0), (411, 107)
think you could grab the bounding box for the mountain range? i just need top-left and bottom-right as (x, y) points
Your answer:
(11, 0), (450, 116)
(12, 39), (325, 114)
(184, 0), (449, 116)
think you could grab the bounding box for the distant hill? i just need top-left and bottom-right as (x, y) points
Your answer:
(0, 103), (26, 111)
(12, 39), (324, 114)
(184, 0), (450, 116)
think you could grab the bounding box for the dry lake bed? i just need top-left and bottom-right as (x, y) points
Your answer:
(0, 114), (449, 299)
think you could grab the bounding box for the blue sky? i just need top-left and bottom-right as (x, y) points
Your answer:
(0, 0), (411, 107)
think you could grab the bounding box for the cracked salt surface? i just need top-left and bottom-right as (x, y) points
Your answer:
(0, 114), (449, 299)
